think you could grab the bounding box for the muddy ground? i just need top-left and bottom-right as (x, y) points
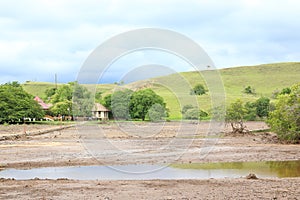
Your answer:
(0, 121), (299, 199)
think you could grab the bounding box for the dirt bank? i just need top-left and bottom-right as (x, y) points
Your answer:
(1, 178), (299, 200)
(0, 121), (299, 199)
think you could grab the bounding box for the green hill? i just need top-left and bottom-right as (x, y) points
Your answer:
(22, 62), (300, 119)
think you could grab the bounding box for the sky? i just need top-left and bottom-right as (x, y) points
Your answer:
(0, 0), (299, 84)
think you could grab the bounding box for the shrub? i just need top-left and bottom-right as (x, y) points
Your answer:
(267, 83), (300, 143)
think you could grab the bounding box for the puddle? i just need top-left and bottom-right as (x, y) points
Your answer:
(0, 160), (299, 180)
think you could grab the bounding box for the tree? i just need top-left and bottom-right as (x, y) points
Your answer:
(147, 103), (167, 122)
(51, 84), (72, 104)
(225, 99), (248, 134)
(181, 104), (208, 120)
(182, 104), (194, 114)
(0, 82), (44, 123)
(244, 101), (257, 121)
(244, 86), (255, 94)
(255, 97), (270, 118)
(267, 83), (300, 142)
(51, 100), (72, 117)
(183, 108), (199, 120)
(47, 82), (93, 117)
(95, 91), (102, 103)
(130, 89), (166, 121)
(110, 89), (133, 120)
(72, 82), (93, 117)
(280, 87), (291, 95)
(45, 87), (57, 100)
(103, 94), (112, 110)
(191, 84), (207, 95)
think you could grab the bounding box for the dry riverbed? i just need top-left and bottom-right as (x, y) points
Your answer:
(0, 121), (299, 199)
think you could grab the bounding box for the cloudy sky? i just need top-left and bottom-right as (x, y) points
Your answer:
(0, 0), (299, 84)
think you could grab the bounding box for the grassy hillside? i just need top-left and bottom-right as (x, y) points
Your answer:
(22, 62), (300, 119)
(23, 81), (116, 101)
(22, 82), (61, 100)
(130, 62), (300, 119)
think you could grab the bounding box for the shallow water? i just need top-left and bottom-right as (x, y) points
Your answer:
(0, 160), (299, 180)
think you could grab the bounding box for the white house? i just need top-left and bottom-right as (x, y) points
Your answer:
(92, 103), (110, 120)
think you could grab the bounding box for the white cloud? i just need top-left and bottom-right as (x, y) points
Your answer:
(0, 0), (299, 83)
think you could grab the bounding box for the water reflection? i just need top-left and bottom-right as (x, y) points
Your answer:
(0, 160), (299, 180)
(267, 161), (300, 177)
(171, 160), (300, 178)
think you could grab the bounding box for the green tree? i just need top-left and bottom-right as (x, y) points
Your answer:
(255, 97), (270, 118)
(72, 82), (93, 117)
(110, 89), (133, 120)
(47, 82), (93, 117)
(183, 108), (199, 120)
(45, 87), (57, 100)
(182, 104), (194, 114)
(95, 91), (102, 103)
(51, 100), (72, 117)
(190, 84), (207, 95)
(51, 84), (72, 104)
(182, 104), (208, 120)
(267, 83), (300, 142)
(280, 87), (291, 95)
(130, 89), (166, 121)
(103, 94), (112, 110)
(0, 82), (44, 123)
(244, 101), (257, 121)
(147, 103), (167, 122)
(226, 99), (248, 133)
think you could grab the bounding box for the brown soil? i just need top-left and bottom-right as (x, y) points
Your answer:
(0, 121), (299, 199)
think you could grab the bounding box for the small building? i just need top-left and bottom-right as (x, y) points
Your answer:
(92, 103), (110, 120)
(34, 96), (52, 110)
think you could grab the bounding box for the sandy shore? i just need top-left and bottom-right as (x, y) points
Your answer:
(1, 178), (299, 200)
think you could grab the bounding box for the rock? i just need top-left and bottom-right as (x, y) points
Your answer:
(246, 173), (258, 179)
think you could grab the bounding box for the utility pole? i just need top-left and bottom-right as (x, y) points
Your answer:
(55, 73), (57, 89)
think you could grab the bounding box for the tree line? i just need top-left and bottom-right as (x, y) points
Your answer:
(0, 81), (299, 143)
(100, 88), (168, 121)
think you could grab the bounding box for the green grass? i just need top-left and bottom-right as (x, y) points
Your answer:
(22, 81), (59, 100)
(150, 62), (300, 118)
(22, 62), (300, 119)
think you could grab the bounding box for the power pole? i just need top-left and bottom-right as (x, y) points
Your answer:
(55, 73), (58, 89)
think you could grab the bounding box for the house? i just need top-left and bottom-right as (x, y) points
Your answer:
(92, 103), (110, 120)
(34, 96), (52, 110)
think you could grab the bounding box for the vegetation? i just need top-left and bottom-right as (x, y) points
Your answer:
(110, 89), (133, 120)
(102, 88), (167, 121)
(44, 82), (93, 117)
(130, 89), (166, 121)
(225, 97), (271, 133)
(147, 103), (167, 122)
(22, 62), (300, 119)
(0, 82), (44, 124)
(190, 84), (207, 95)
(181, 104), (208, 120)
(244, 85), (256, 94)
(225, 99), (249, 134)
(267, 83), (300, 143)
(255, 97), (271, 118)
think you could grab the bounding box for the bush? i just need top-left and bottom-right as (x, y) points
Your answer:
(182, 104), (208, 120)
(148, 103), (167, 122)
(190, 84), (207, 95)
(244, 86), (255, 94)
(267, 83), (300, 143)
